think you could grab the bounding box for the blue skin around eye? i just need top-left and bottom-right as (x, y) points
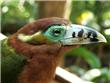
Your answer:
(43, 26), (66, 42)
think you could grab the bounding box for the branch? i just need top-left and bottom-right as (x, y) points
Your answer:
(55, 67), (93, 83)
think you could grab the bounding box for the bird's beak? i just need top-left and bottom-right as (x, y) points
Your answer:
(61, 24), (107, 45)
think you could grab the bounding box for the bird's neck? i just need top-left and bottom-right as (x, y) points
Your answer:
(9, 35), (62, 83)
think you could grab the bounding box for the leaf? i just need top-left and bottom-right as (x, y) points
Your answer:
(66, 47), (101, 68)
(82, 68), (110, 82)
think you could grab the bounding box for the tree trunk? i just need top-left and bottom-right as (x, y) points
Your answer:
(37, 1), (66, 18)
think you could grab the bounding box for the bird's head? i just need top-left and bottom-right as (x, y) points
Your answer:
(9, 17), (107, 83)
(17, 17), (106, 47)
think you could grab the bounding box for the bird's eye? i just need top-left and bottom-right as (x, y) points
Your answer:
(44, 25), (65, 39)
(52, 29), (61, 36)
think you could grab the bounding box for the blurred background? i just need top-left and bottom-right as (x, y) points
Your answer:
(1, 0), (110, 83)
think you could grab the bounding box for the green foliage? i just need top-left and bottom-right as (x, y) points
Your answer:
(66, 47), (101, 68)
(105, 34), (110, 46)
(92, 68), (110, 83)
(68, 1), (110, 82)
(1, 39), (26, 83)
(1, 0), (38, 33)
(82, 68), (110, 83)
(68, 66), (86, 76)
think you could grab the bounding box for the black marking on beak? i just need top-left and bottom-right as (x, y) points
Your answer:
(92, 31), (97, 38)
(89, 30), (98, 42)
(72, 32), (75, 38)
(90, 38), (98, 42)
(78, 29), (84, 37)
(87, 31), (92, 38)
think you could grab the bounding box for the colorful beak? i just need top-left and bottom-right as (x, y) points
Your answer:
(61, 24), (107, 45)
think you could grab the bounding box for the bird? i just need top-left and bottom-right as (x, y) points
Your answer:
(1, 17), (107, 83)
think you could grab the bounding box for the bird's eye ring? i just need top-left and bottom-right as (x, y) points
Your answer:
(52, 29), (61, 36)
